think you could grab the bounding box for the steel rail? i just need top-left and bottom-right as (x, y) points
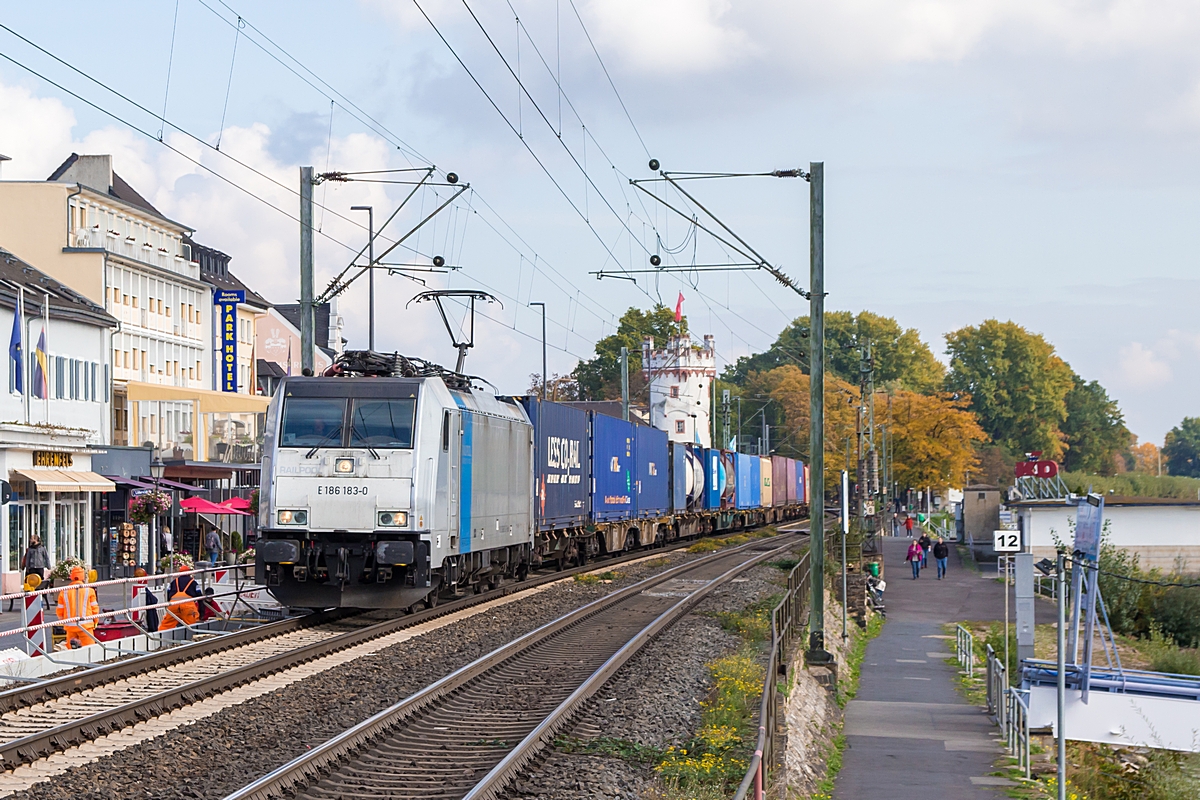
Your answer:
(221, 532), (805, 800)
(0, 527), (781, 770)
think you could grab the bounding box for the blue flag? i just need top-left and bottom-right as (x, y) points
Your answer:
(8, 301), (21, 395)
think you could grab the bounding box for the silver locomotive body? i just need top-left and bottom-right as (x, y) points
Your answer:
(257, 375), (534, 609)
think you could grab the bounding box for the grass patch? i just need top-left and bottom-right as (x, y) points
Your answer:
(654, 649), (763, 794)
(687, 539), (723, 553)
(713, 594), (783, 643)
(768, 557), (801, 573)
(574, 570), (622, 585)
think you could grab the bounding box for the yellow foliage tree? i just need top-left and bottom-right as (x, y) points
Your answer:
(886, 390), (987, 490)
(1130, 440), (1161, 474)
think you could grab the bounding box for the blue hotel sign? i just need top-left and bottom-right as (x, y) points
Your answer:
(215, 290), (245, 392)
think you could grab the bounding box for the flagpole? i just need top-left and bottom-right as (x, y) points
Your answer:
(42, 292), (49, 424)
(20, 287), (28, 424)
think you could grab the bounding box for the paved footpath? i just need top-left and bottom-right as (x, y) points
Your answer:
(833, 533), (1029, 799)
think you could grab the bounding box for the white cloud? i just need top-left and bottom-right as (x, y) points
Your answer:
(581, 0), (752, 74)
(1116, 341), (1172, 388)
(0, 81), (75, 178)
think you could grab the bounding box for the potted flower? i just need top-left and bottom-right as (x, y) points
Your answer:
(50, 557), (87, 586)
(128, 491), (171, 524)
(158, 552), (194, 574)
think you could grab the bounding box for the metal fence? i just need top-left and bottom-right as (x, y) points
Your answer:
(986, 645), (1031, 778)
(956, 624), (975, 678)
(733, 546), (814, 800)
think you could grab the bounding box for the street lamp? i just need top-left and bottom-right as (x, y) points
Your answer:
(1035, 553), (1068, 800)
(351, 206), (375, 351)
(529, 302), (546, 400)
(149, 458), (166, 574)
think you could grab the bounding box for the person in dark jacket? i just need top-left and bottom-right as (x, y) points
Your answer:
(918, 532), (932, 568)
(933, 537), (950, 579)
(21, 536), (49, 581)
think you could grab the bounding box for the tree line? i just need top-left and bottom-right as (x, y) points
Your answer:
(534, 305), (1186, 490)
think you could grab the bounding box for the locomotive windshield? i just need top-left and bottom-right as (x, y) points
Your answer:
(280, 398), (345, 447)
(349, 399), (415, 448)
(279, 395), (416, 449)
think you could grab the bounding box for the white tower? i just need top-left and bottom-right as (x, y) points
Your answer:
(643, 334), (715, 448)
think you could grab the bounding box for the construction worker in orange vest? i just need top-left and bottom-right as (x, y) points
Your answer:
(56, 566), (100, 649)
(158, 566), (200, 631)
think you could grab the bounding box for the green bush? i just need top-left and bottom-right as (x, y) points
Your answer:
(1061, 470), (1200, 499)
(1148, 586), (1200, 648)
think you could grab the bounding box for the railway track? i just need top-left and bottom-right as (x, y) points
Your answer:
(222, 531), (804, 800)
(0, 527), (789, 773)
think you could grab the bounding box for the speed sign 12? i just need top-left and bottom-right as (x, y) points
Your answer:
(993, 530), (1020, 552)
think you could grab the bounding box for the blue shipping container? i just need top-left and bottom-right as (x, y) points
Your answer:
(670, 442), (688, 514)
(796, 460), (806, 505)
(591, 412), (636, 522)
(750, 456), (762, 507)
(636, 424), (670, 517)
(704, 449), (722, 509)
(520, 398), (590, 530)
(735, 453), (756, 509)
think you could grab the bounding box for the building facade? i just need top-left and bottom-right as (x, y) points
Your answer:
(0, 154), (212, 450)
(0, 248), (119, 591)
(642, 334), (715, 448)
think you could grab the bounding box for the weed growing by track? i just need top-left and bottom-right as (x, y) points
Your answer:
(573, 570), (622, 585)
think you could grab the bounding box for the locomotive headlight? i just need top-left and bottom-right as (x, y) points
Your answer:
(378, 511), (408, 527)
(278, 510), (308, 526)
(334, 457), (355, 474)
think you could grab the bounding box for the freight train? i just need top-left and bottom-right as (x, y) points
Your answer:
(255, 352), (808, 609)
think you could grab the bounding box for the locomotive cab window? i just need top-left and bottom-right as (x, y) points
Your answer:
(280, 398), (346, 447)
(442, 411), (451, 451)
(349, 399), (416, 448)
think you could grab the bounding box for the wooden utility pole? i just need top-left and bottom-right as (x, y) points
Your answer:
(807, 161), (833, 667)
(299, 166), (315, 374)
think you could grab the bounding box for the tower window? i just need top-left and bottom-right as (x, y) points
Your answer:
(669, 385), (680, 398)
(675, 420), (686, 434)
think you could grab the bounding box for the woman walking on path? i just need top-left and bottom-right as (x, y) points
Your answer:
(933, 538), (950, 579)
(21, 536), (49, 581)
(906, 539), (924, 579)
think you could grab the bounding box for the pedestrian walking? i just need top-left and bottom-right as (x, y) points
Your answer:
(904, 515), (914, 538)
(162, 526), (174, 556)
(918, 532), (932, 568)
(933, 537), (950, 579)
(205, 528), (221, 566)
(21, 535), (50, 582)
(56, 566), (100, 649)
(906, 539), (923, 579)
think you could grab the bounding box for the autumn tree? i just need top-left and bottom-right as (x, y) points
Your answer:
(526, 373), (580, 401)
(886, 390), (987, 489)
(1129, 439), (1161, 474)
(1163, 418), (1200, 477)
(1060, 376), (1131, 475)
(744, 366), (859, 481)
(724, 310), (945, 393)
(572, 305), (685, 400)
(945, 320), (1074, 460)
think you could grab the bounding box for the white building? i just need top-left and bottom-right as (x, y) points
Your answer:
(642, 334), (716, 448)
(1011, 496), (1200, 573)
(0, 247), (118, 590)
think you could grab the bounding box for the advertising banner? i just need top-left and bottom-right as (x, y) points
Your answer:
(215, 290), (245, 392)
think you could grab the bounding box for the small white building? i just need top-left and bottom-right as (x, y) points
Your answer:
(0, 248), (118, 590)
(642, 334), (715, 448)
(1011, 495), (1200, 573)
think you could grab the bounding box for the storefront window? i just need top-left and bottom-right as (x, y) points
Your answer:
(7, 502), (21, 572)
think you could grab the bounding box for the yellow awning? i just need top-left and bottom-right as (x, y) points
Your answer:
(11, 469), (116, 492)
(125, 381), (270, 414)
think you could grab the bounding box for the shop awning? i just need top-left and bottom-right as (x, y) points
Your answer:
(135, 476), (206, 492)
(125, 381), (270, 414)
(105, 475), (156, 490)
(11, 469), (116, 492)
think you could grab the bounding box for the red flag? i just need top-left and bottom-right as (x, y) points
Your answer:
(674, 292), (684, 323)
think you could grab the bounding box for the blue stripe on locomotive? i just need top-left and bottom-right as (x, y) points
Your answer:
(459, 405), (473, 553)
(635, 424), (670, 517)
(591, 412), (636, 522)
(520, 398), (590, 530)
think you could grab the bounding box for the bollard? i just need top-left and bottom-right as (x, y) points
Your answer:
(21, 591), (50, 656)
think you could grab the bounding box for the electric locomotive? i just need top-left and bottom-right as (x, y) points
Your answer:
(256, 353), (534, 609)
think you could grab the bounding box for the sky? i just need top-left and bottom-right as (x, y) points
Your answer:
(1, 0), (1198, 445)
